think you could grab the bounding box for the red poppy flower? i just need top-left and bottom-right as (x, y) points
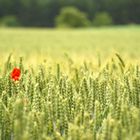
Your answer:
(11, 68), (21, 81)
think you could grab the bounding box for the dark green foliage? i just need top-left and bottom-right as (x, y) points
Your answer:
(93, 12), (113, 27)
(0, 0), (139, 27)
(0, 16), (20, 27)
(55, 7), (90, 28)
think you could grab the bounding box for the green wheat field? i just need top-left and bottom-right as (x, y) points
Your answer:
(0, 26), (140, 140)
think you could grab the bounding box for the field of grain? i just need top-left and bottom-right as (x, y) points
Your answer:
(0, 26), (140, 140)
(0, 26), (140, 62)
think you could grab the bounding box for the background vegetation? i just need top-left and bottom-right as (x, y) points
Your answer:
(0, 0), (140, 27)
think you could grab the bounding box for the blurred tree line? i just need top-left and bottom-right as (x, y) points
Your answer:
(0, 0), (139, 27)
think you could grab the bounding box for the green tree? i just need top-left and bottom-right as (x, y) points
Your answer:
(0, 16), (20, 27)
(93, 12), (113, 27)
(55, 6), (90, 28)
